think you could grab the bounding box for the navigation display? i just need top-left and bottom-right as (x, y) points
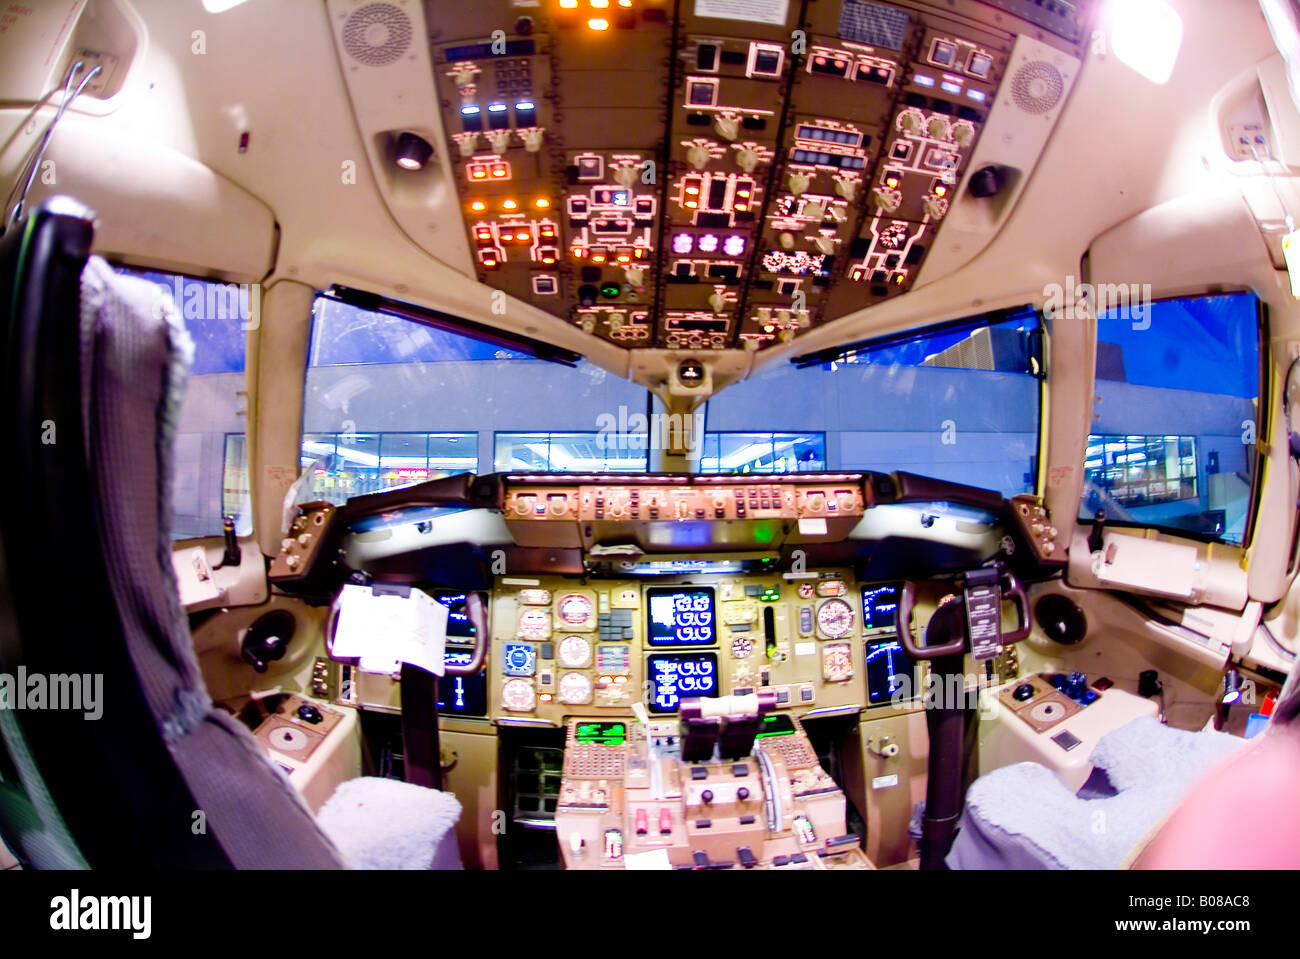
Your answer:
(647, 653), (719, 714)
(437, 650), (488, 716)
(864, 638), (916, 706)
(646, 587), (716, 646)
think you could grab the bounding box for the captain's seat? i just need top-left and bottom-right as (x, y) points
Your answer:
(0, 199), (460, 869)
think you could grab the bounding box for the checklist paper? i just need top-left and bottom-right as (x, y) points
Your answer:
(330, 584), (448, 676)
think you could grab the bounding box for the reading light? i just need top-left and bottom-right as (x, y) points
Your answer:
(1221, 668), (1243, 706)
(588, 17), (609, 30)
(1109, 0), (1182, 85)
(393, 132), (433, 171)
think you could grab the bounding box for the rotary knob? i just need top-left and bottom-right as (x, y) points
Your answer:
(928, 116), (950, 140)
(813, 235), (836, 255)
(714, 115), (740, 140)
(457, 136), (480, 158)
(803, 199), (825, 221)
(624, 266), (645, 287)
(788, 172), (811, 195)
(709, 291), (727, 313)
(899, 110), (923, 133)
(835, 178), (858, 201)
(613, 165), (638, 188)
(1013, 683), (1035, 702)
(953, 121), (976, 148)
(701, 789), (714, 804)
(488, 130), (511, 153)
(923, 195), (948, 220)
(297, 703), (323, 724)
(779, 231), (795, 249)
(522, 128), (545, 152)
(687, 143), (711, 170)
(735, 146), (760, 172)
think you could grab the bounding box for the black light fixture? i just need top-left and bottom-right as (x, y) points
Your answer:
(393, 132), (433, 171)
(677, 359), (705, 387)
(1221, 668), (1244, 705)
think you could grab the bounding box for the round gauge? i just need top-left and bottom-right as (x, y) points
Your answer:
(556, 592), (595, 628)
(517, 607), (551, 640)
(817, 598), (855, 639)
(557, 672), (593, 705)
(558, 635), (592, 668)
(731, 636), (754, 659)
(501, 678), (537, 712)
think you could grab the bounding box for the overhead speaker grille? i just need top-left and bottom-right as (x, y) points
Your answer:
(342, 3), (412, 66)
(1009, 61), (1064, 115)
(1034, 594), (1087, 646)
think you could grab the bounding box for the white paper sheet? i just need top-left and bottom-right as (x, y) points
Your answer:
(172, 547), (221, 606)
(623, 848), (673, 870)
(331, 584), (448, 676)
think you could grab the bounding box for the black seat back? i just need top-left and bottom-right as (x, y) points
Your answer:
(0, 200), (342, 868)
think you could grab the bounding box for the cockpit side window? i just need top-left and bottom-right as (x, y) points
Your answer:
(115, 268), (252, 540)
(1078, 292), (1262, 546)
(300, 294), (651, 500)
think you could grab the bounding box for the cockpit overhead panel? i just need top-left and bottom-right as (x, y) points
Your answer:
(416, 0), (1092, 352)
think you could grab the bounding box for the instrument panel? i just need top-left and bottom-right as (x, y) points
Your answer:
(489, 571), (901, 725)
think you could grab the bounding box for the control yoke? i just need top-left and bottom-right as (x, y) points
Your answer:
(895, 566), (1030, 661)
(894, 565), (1031, 871)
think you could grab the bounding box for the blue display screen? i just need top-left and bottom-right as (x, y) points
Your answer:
(646, 587), (716, 646)
(647, 653), (719, 714)
(861, 584), (899, 632)
(502, 643), (537, 677)
(431, 591), (475, 639)
(437, 651), (487, 716)
(864, 639), (915, 706)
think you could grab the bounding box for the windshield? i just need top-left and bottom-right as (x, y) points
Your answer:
(296, 298), (1042, 498)
(704, 309), (1043, 496)
(299, 294), (651, 502)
